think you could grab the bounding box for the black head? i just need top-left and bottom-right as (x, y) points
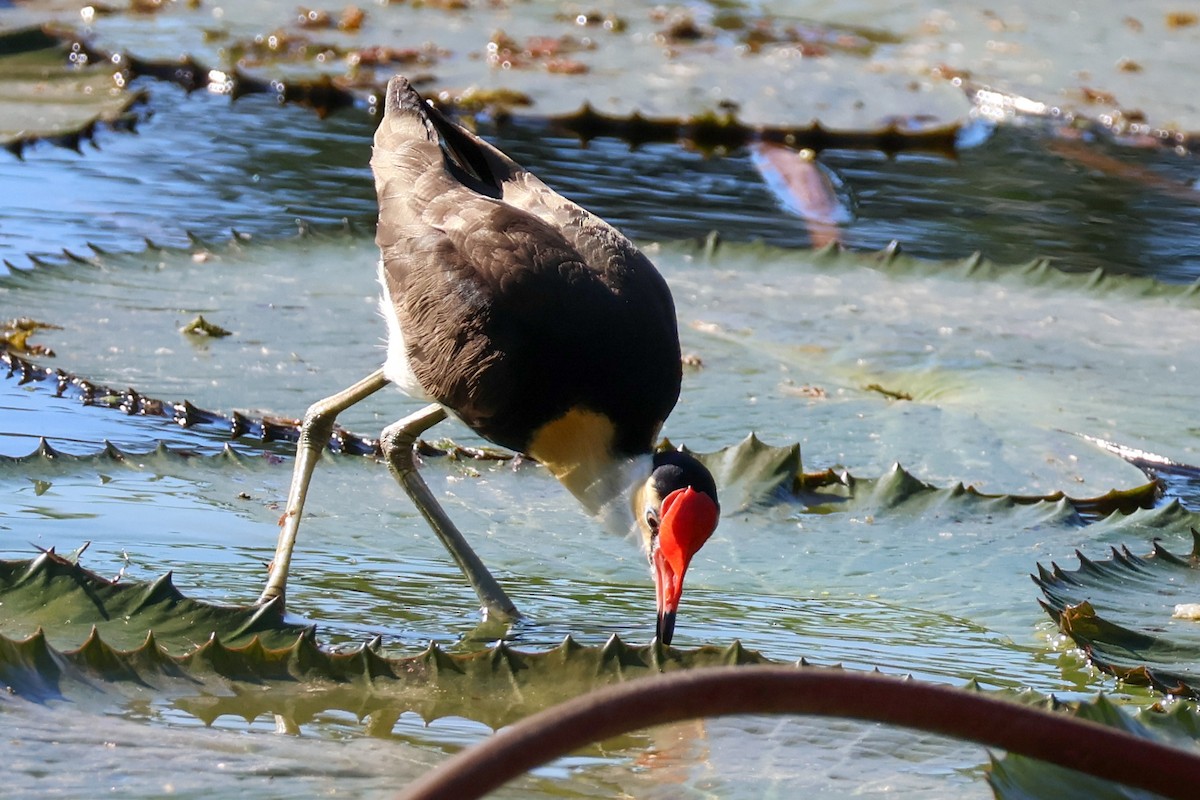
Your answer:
(649, 449), (719, 509)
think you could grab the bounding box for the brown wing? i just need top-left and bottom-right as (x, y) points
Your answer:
(371, 77), (681, 457)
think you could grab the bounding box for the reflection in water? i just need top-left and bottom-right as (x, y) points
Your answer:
(497, 119), (1200, 282)
(2, 87), (1197, 282)
(749, 143), (852, 248)
(135, 680), (989, 797)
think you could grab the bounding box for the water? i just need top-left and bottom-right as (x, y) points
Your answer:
(3, 83), (1198, 281)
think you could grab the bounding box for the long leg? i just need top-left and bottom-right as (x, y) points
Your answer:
(259, 369), (390, 607)
(380, 403), (522, 624)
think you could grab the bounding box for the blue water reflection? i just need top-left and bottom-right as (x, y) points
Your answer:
(2, 82), (1197, 281)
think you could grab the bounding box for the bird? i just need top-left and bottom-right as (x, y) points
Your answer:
(259, 75), (720, 645)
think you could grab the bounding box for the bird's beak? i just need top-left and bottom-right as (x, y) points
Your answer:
(653, 546), (679, 645)
(652, 486), (719, 646)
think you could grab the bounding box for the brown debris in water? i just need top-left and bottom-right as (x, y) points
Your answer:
(556, 9), (626, 33)
(864, 383), (913, 402)
(339, 6), (367, 31)
(483, 29), (594, 74)
(1165, 11), (1198, 29)
(1, 318), (61, 357)
(653, 10), (710, 45)
(295, 7), (333, 29)
(437, 85), (534, 113)
(348, 44), (440, 68)
(180, 315), (233, 338)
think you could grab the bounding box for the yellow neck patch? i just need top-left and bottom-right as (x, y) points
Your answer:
(527, 407), (618, 505)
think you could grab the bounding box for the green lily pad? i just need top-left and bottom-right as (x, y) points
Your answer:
(38, 2), (968, 128)
(0, 26), (145, 154)
(0, 548), (771, 728)
(2, 176), (1200, 796)
(1, 552), (1197, 800)
(989, 694), (1200, 800)
(3, 229), (1196, 663)
(0, 549), (303, 653)
(3, 230), (1197, 480)
(9, 0), (1198, 141)
(1036, 531), (1200, 695)
(2, 3), (1200, 795)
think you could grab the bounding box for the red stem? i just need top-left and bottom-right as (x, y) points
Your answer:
(396, 667), (1200, 800)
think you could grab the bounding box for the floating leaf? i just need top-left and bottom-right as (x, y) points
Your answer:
(31, 4), (968, 129)
(1036, 531), (1200, 695)
(2, 556), (1197, 800)
(683, 433), (802, 510)
(14, 0), (1198, 143)
(0, 550), (304, 653)
(0, 26), (145, 155)
(4, 229), (1199, 474)
(989, 695), (1200, 799)
(394, 670), (1200, 800)
(0, 549), (772, 728)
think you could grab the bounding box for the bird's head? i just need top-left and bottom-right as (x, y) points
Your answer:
(634, 449), (720, 646)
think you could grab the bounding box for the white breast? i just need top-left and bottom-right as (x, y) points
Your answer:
(377, 258), (432, 401)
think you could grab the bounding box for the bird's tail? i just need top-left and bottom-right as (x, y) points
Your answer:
(380, 75), (515, 199)
(382, 76), (439, 143)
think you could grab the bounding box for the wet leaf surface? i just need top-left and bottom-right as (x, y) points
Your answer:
(1, 551), (1195, 800)
(1037, 532), (1200, 695)
(989, 695), (1200, 800)
(0, 26), (145, 153)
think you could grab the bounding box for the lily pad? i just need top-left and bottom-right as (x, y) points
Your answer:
(989, 694), (1200, 799)
(395, 670), (1200, 800)
(0, 550), (771, 726)
(2, 231), (1197, 484)
(4, 228), (1199, 665)
(0, 549), (302, 653)
(1, 65), (1199, 795)
(37, 2), (969, 128)
(1036, 532), (1200, 695)
(1, 553), (1197, 800)
(8, 1), (1198, 139)
(0, 3), (1198, 797)
(0, 26), (145, 154)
